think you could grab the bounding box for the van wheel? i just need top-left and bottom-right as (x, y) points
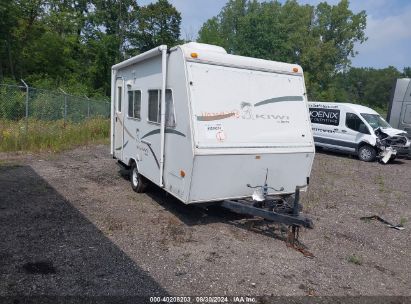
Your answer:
(130, 162), (147, 193)
(358, 145), (376, 162)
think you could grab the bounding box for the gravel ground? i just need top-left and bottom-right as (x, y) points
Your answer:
(0, 144), (410, 297)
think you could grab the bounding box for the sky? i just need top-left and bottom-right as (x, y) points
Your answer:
(138, 0), (411, 70)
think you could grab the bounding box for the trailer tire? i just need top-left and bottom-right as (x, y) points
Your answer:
(130, 162), (147, 193)
(358, 145), (377, 162)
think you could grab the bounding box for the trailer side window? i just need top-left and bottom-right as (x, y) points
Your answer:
(165, 89), (176, 127)
(345, 112), (370, 134)
(147, 89), (176, 126)
(128, 90), (141, 119)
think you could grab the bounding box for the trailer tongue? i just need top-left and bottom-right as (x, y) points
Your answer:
(220, 185), (313, 256)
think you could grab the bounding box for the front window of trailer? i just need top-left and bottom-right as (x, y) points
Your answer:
(361, 113), (391, 129)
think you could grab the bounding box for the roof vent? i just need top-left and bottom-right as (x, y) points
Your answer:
(183, 42), (227, 54)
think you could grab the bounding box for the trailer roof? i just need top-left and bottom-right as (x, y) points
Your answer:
(179, 42), (303, 76)
(112, 42), (303, 76)
(112, 45), (166, 70)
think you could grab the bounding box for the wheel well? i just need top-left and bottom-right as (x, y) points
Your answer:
(128, 158), (137, 169)
(357, 141), (375, 152)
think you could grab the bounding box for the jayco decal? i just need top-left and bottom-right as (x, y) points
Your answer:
(196, 95), (301, 122)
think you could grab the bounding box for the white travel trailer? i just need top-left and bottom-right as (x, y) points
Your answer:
(387, 78), (411, 138)
(110, 42), (315, 229)
(308, 102), (410, 163)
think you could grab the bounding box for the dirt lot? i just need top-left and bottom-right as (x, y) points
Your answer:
(0, 144), (410, 297)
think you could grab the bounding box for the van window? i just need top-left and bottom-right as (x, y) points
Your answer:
(361, 113), (391, 129)
(128, 90), (141, 119)
(346, 113), (370, 134)
(148, 89), (175, 126)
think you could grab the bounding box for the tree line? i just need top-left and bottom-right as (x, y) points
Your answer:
(198, 0), (410, 113)
(0, 0), (181, 96)
(1, 0), (409, 112)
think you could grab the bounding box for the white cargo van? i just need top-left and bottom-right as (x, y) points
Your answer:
(308, 102), (410, 162)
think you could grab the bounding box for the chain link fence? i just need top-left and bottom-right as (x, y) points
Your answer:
(0, 83), (110, 151)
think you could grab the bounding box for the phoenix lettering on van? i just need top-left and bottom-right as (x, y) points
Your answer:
(309, 108), (340, 126)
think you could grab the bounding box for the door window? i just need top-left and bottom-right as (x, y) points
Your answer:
(128, 90), (141, 119)
(117, 87), (122, 112)
(345, 112), (370, 134)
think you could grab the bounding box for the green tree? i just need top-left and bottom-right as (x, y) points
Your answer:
(403, 67), (411, 78)
(328, 66), (401, 113)
(130, 0), (181, 53)
(198, 0), (367, 100)
(0, 0), (19, 79)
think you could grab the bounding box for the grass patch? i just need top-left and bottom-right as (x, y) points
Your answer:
(374, 174), (386, 193)
(400, 218), (407, 227)
(347, 254), (363, 265)
(0, 117), (109, 152)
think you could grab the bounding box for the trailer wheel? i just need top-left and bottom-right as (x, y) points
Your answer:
(358, 145), (377, 162)
(130, 162), (147, 193)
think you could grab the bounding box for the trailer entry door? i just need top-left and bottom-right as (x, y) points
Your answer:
(114, 79), (124, 159)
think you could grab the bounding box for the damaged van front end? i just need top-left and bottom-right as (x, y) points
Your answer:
(374, 127), (410, 163)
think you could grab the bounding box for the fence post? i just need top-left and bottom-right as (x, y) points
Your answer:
(21, 79), (29, 134)
(59, 88), (68, 127)
(85, 95), (90, 118)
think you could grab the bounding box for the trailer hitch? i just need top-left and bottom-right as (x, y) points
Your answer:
(221, 186), (313, 228)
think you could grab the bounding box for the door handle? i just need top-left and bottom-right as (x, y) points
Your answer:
(115, 117), (118, 122)
(341, 129), (347, 133)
